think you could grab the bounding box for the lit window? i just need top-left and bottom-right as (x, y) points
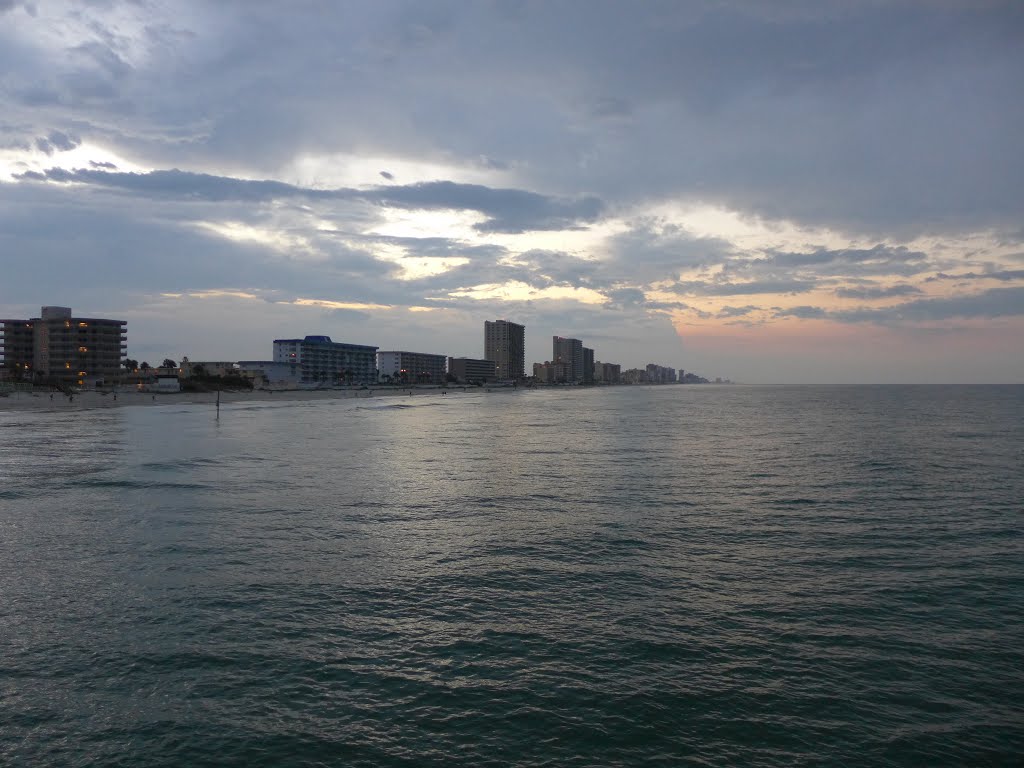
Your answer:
(78, 322), (88, 327)
(78, 346), (88, 352)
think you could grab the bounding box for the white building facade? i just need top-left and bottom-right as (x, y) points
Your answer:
(376, 351), (447, 384)
(273, 335), (378, 385)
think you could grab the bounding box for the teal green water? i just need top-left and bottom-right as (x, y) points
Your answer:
(1, 385), (1022, 766)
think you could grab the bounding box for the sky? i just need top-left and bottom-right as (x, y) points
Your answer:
(1, 0), (1022, 383)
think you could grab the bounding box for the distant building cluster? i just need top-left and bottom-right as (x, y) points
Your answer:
(1, 306), (728, 390)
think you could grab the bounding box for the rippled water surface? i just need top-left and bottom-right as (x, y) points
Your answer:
(1, 385), (1022, 766)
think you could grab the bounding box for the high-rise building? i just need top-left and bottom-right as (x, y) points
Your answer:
(448, 357), (496, 384)
(594, 361), (621, 384)
(552, 336), (584, 383)
(582, 347), (594, 385)
(377, 350), (447, 384)
(273, 335), (378, 385)
(0, 306), (127, 386)
(645, 363), (677, 384)
(484, 320), (525, 380)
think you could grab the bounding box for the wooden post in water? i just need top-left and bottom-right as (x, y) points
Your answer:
(216, 387), (220, 419)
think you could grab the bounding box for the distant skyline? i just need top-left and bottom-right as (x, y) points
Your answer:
(1, 1), (1022, 383)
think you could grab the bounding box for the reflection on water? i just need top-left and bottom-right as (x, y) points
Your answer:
(1, 386), (1022, 767)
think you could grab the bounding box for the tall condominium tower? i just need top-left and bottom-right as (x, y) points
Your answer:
(582, 346), (595, 385)
(552, 336), (584, 383)
(484, 320), (525, 380)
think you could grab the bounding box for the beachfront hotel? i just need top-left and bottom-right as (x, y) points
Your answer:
(448, 357), (497, 384)
(376, 350), (447, 384)
(273, 335), (378, 385)
(484, 320), (525, 380)
(0, 306), (126, 387)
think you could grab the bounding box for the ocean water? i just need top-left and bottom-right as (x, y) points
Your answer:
(1, 385), (1021, 767)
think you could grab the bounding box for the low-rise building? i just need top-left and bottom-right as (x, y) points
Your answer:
(377, 350), (447, 384)
(533, 361), (570, 383)
(448, 357), (496, 384)
(154, 375), (181, 393)
(237, 360), (301, 388)
(180, 361), (237, 379)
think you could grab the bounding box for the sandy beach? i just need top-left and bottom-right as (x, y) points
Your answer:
(0, 385), (504, 412)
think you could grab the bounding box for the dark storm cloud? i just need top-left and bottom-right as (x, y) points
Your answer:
(17, 168), (605, 234)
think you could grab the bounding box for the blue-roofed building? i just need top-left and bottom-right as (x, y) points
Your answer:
(272, 335), (378, 385)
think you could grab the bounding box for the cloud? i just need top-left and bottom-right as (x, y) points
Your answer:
(669, 278), (816, 296)
(1, 1), (1022, 382)
(373, 181), (604, 234)
(835, 284), (923, 299)
(774, 286), (1024, 325)
(755, 245), (934, 278)
(34, 130), (80, 155)
(835, 286), (1024, 324)
(1, 1), (1021, 238)
(717, 305), (760, 318)
(924, 269), (1024, 283)
(773, 306), (828, 319)
(17, 168), (605, 234)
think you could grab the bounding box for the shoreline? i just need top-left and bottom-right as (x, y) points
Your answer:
(0, 385), (507, 412)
